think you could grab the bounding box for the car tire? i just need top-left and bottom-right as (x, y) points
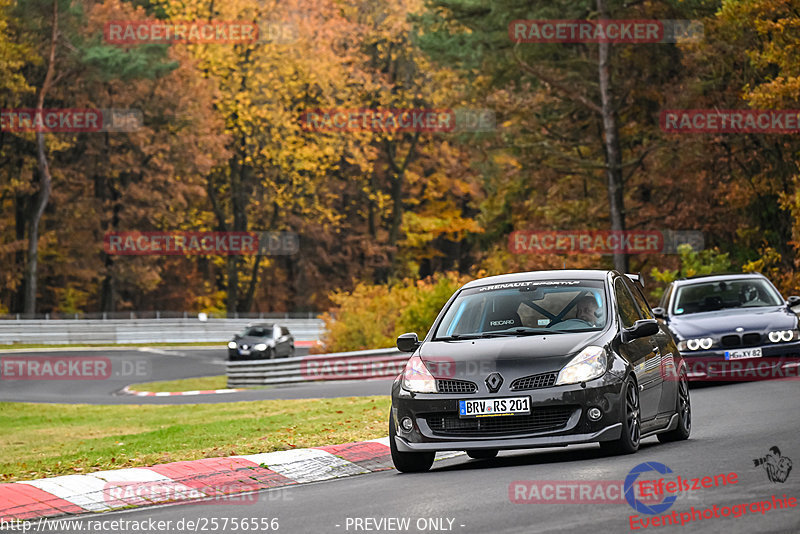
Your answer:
(466, 449), (498, 460)
(600, 376), (641, 455)
(288, 345), (295, 358)
(657, 368), (691, 443)
(389, 414), (434, 473)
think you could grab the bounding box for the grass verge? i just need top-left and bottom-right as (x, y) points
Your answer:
(0, 396), (391, 482)
(127, 375), (228, 393)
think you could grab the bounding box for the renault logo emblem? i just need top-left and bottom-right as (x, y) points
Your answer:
(486, 372), (503, 393)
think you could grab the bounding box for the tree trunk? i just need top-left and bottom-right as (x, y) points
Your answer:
(24, 0), (58, 314)
(597, 0), (628, 273)
(13, 194), (26, 312)
(385, 132), (420, 263)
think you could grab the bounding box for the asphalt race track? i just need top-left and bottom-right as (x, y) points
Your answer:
(25, 378), (800, 534)
(0, 347), (389, 404)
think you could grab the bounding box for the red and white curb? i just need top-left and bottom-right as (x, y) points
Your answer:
(120, 385), (245, 397)
(0, 438), (463, 522)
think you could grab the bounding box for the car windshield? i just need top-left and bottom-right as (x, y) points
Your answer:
(242, 326), (272, 337)
(434, 280), (607, 340)
(672, 279), (783, 315)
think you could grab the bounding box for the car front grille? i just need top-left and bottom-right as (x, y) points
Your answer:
(509, 372), (557, 391)
(436, 379), (478, 394)
(721, 335), (740, 348)
(721, 333), (762, 348)
(742, 333), (761, 346)
(425, 406), (575, 437)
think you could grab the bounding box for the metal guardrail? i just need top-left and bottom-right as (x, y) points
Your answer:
(226, 348), (408, 387)
(0, 311), (320, 320)
(0, 318), (325, 345)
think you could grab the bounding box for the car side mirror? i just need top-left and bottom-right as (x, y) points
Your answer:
(787, 296), (800, 308)
(396, 332), (420, 353)
(622, 319), (659, 343)
(651, 307), (666, 320)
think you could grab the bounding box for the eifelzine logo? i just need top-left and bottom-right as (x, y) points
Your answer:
(624, 462), (677, 515)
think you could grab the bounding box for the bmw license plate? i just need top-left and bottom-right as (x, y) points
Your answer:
(459, 397), (530, 418)
(724, 348), (762, 360)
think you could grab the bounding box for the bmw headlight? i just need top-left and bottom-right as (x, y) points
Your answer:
(768, 330), (796, 343)
(254, 343), (268, 351)
(227, 341), (237, 349)
(556, 346), (607, 385)
(677, 338), (713, 351)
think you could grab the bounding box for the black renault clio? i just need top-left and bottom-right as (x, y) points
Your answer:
(389, 270), (690, 472)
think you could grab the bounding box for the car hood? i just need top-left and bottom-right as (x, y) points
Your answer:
(668, 307), (797, 339)
(417, 332), (607, 379)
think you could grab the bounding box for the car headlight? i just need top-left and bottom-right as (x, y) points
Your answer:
(402, 355), (437, 393)
(556, 346), (607, 385)
(254, 343), (268, 351)
(768, 330), (796, 343)
(677, 337), (713, 351)
(227, 341), (237, 349)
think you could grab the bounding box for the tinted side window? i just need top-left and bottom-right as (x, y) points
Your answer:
(614, 278), (641, 328)
(281, 327), (290, 336)
(625, 279), (654, 320)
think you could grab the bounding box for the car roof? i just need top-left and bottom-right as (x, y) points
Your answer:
(672, 272), (767, 286)
(460, 269), (611, 289)
(245, 322), (275, 328)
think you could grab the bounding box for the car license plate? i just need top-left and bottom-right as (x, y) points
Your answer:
(459, 397), (530, 418)
(724, 348), (762, 360)
(238, 349), (251, 355)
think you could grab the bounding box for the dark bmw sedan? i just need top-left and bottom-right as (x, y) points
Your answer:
(227, 323), (295, 360)
(389, 270), (691, 473)
(652, 273), (800, 381)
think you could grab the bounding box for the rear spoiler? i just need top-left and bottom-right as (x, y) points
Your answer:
(625, 273), (644, 288)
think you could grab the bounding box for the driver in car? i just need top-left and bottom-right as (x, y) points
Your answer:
(575, 295), (599, 326)
(740, 283), (768, 306)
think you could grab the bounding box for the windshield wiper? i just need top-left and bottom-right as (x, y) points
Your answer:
(436, 333), (485, 340)
(437, 328), (562, 340)
(485, 327), (563, 336)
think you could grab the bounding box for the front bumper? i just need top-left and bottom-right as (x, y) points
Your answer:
(228, 349), (269, 360)
(681, 341), (800, 381)
(391, 371), (625, 452)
